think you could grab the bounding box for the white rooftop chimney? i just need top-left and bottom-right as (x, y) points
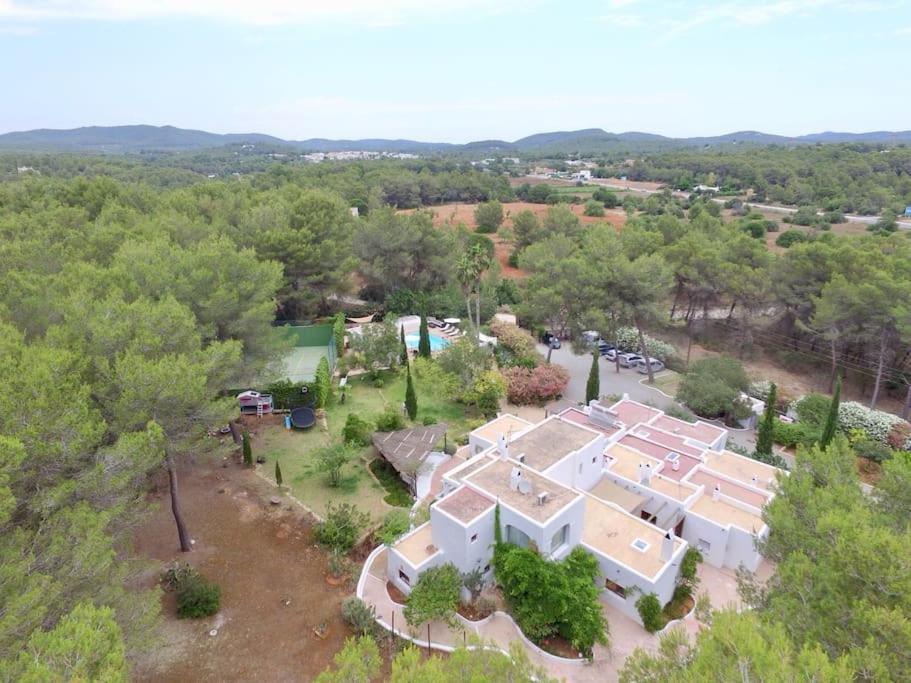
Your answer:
(661, 531), (674, 562)
(672, 459), (680, 472)
(712, 483), (721, 501)
(509, 466), (522, 492)
(497, 434), (509, 460)
(536, 491), (549, 506)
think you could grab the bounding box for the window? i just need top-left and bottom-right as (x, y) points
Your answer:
(631, 538), (650, 552)
(550, 524), (569, 553)
(470, 533), (478, 543)
(506, 525), (531, 549)
(398, 569), (411, 586)
(605, 579), (626, 598)
(578, 462), (583, 473)
(592, 455), (597, 464)
(697, 539), (711, 553)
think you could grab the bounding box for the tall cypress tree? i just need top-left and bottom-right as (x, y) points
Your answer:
(586, 352), (600, 404)
(242, 430), (253, 467)
(755, 383), (777, 459)
(400, 325), (409, 366)
(275, 460), (283, 487)
(820, 375), (841, 449)
(404, 364), (418, 420)
(418, 311), (431, 359)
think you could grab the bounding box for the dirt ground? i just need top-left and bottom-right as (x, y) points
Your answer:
(130, 453), (354, 682)
(415, 201), (626, 280)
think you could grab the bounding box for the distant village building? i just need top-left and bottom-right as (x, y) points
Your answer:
(904, 206), (911, 218)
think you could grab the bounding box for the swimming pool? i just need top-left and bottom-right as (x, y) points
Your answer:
(405, 332), (451, 352)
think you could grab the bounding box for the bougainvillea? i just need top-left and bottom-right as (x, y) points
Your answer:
(501, 364), (569, 405)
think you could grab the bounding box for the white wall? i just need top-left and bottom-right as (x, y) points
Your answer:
(601, 472), (688, 529)
(543, 436), (606, 492)
(430, 504), (497, 577)
(496, 495), (585, 560)
(680, 512), (728, 569)
(387, 544), (446, 596)
(724, 525), (765, 572)
(584, 541), (684, 625)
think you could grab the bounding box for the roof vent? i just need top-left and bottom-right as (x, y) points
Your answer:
(712, 483), (721, 501)
(672, 459), (680, 472)
(509, 467), (523, 492)
(536, 491), (549, 506)
(518, 479), (533, 495)
(665, 452), (680, 463)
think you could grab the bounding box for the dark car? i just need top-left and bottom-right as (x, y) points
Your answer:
(541, 331), (562, 349)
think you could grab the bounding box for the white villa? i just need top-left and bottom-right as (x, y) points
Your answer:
(386, 398), (783, 626)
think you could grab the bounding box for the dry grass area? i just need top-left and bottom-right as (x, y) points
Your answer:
(413, 201), (626, 279)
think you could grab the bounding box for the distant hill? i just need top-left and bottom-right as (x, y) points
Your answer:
(1, 124), (910, 155)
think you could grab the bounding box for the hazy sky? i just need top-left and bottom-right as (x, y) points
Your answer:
(1, 0), (909, 141)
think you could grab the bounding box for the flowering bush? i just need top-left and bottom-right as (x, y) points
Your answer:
(612, 327), (676, 361)
(502, 364), (569, 405)
(837, 401), (905, 445)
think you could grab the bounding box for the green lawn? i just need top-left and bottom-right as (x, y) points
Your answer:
(254, 368), (480, 520)
(650, 370), (681, 397)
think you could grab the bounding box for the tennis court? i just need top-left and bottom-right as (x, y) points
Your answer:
(276, 324), (337, 383)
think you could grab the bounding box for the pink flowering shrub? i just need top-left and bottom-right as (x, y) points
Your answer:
(502, 364), (569, 405)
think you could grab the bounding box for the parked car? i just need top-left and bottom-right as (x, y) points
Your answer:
(603, 348), (619, 361)
(541, 331), (562, 349)
(618, 352), (644, 368)
(581, 330), (601, 344)
(636, 358), (665, 374)
(597, 340), (615, 353)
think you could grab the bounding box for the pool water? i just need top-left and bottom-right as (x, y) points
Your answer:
(405, 332), (451, 352)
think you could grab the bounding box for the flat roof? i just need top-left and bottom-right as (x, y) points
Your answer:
(626, 425), (704, 458)
(465, 458), (580, 523)
(445, 454), (496, 484)
(605, 444), (698, 502)
(686, 469), (770, 510)
(393, 523), (440, 567)
(581, 496), (684, 579)
(435, 486), (495, 524)
(559, 407), (621, 436)
(607, 399), (663, 427)
(588, 477), (647, 513)
(702, 450), (780, 491)
(616, 434), (702, 481)
(690, 494), (765, 533)
(507, 417), (599, 472)
(650, 414), (725, 445)
(471, 414), (534, 445)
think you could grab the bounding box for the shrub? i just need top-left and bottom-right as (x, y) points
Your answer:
(266, 379), (315, 409)
(494, 544), (608, 658)
(636, 593), (664, 633)
(489, 320), (540, 365)
(474, 200), (504, 233)
(677, 356), (750, 422)
(792, 393), (832, 427)
(376, 406), (405, 432)
(342, 413), (372, 446)
(333, 312), (346, 358)
(665, 403), (696, 422)
(368, 459), (413, 507)
(501, 364), (569, 405)
(377, 509), (411, 546)
(773, 420), (819, 448)
(776, 230), (808, 248)
(592, 187), (620, 207)
(403, 563), (462, 628)
(465, 369), (507, 417)
(853, 437), (893, 464)
(838, 401), (906, 445)
(341, 597), (381, 639)
(313, 502), (370, 553)
(176, 573), (221, 619)
(583, 200), (605, 217)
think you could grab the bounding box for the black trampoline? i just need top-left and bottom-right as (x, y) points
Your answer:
(289, 406), (316, 429)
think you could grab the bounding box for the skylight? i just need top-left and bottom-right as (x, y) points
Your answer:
(631, 538), (650, 552)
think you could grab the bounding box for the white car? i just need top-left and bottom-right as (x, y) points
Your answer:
(636, 358), (665, 374)
(603, 348), (619, 361)
(618, 353), (644, 368)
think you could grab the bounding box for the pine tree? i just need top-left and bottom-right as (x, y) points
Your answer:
(275, 460), (283, 487)
(755, 382), (777, 459)
(586, 352), (600, 404)
(405, 364), (418, 420)
(418, 311), (431, 359)
(400, 325), (409, 366)
(242, 430), (253, 467)
(820, 375), (841, 449)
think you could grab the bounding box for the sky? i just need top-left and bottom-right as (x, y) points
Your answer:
(1, 0), (910, 142)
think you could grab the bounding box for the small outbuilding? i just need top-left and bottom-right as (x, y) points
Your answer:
(237, 390), (273, 415)
(372, 423), (449, 499)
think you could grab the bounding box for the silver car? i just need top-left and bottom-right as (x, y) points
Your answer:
(636, 358), (665, 374)
(618, 353), (644, 368)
